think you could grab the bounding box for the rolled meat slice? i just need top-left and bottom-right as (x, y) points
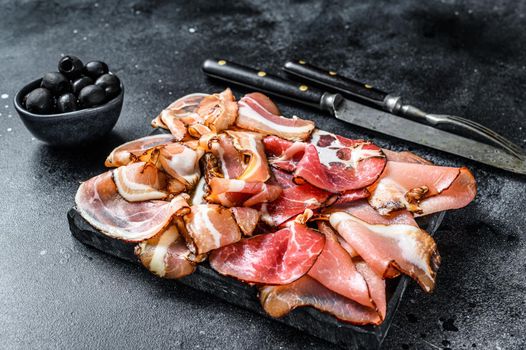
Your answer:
(209, 133), (245, 179)
(105, 134), (178, 167)
(209, 221), (325, 285)
(225, 130), (270, 182)
(159, 142), (204, 190)
(113, 162), (169, 202)
(206, 178), (282, 207)
(197, 88), (238, 133)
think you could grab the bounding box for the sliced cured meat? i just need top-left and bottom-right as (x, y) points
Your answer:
(236, 93), (315, 141)
(209, 133), (245, 179)
(317, 221), (358, 258)
(263, 136), (306, 172)
(182, 204), (242, 255)
(324, 199), (418, 226)
(113, 162), (169, 202)
(259, 276), (381, 325)
(206, 178), (282, 207)
(333, 188), (370, 206)
(226, 130), (270, 182)
(330, 211), (440, 292)
(75, 171), (191, 242)
(368, 161), (475, 215)
(152, 93), (209, 136)
(209, 222), (325, 285)
(105, 134), (177, 167)
(262, 169), (331, 226)
(135, 225), (196, 279)
(308, 222), (373, 308)
(231, 207), (260, 236)
(354, 258), (386, 320)
(197, 88), (238, 132)
(159, 143), (204, 190)
(382, 149), (432, 165)
(294, 130), (386, 192)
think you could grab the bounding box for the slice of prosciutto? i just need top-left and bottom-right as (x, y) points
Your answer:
(209, 133), (245, 179)
(113, 162), (169, 202)
(182, 204), (242, 255)
(308, 221), (373, 308)
(330, 211), (440, 292)
(75, 171), (191, 242)
(236, 93), (315, 141)
(225, 130), (270, 182)
(259, 275), (381, 325)
(105, 134), (178, 167)
(197, 88), (238, 132)
(206, 178), (282, 207)
(231, 207), (260, 236)
(354, 258), (387, 320)
(263, 136), (306, 172)
(159, 142), (203, 190)
(209, 222), (325, 285)
(368, 161), (476, 215)
(135, 225), (196, 279)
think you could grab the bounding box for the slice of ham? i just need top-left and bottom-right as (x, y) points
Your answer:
(231, 207), (260, 236)
(75, 171), (191, 242)
(159, 143), (204, 190)
(206, 178), (282, 207)
(135, 225), (196, 279)
(236, 93), (315, 141)
(368, 161), (476, 215)
(225, 130), (270, 182)
(329, 211), (440, 292)
(308, 222), (373, 308)
(105, 134), (177, 167)
(259, 275), (381, 325)
(209, 222), (325, 285)
(197, 88), (238, 132)
(113, 162), (169, 202)
(182, 204), (242, 255)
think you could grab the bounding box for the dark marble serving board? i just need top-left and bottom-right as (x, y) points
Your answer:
(2, 1), (526, 349)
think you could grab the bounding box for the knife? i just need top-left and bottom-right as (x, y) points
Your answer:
(202, 59), (526, 175)
(283, 60), (525, 160)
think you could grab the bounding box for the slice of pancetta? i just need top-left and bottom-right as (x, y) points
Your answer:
(75, 171), (191, 241)
(230, 207), (260, 236)
(209, 221), (325, 285)
(105, 134), (178, 167)
(329, 211), (440, 292)
(197, 88), (238, 133)
(259, 275), (381, 325)
(135, 225), (196, 279)
(113, 162), (169, 202)
(181, 204), (242, 255)
(308, 221), (373, 308)
(368, 161), (476, 215)
(206, 178), (282, 207)
(159, 142), (204, 190)
(209, 133), (245, 179)
(225, 130), (270, 182)
(236, 93), (315, 141)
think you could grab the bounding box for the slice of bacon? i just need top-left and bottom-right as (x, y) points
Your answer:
(368, 161), (476, 215)
(259, 275), (381, 325)
(329, 211), (440, 292)
(225, 130), (270, 182)
(75, 171), (191, 241)
(159, 143), (204, 190)
(113, 162), (169, 202)
(182, 204), (242, 255)
(206, 178), (282, 207)
(209, 222), (325, 285)
(236, 93), (315, 141)
(197, 88), (238, 132)
(135, 225), (196, 279)
(308, 221), (373, 308)
(105, 134), (177, 167)
(209, 133), (245, 179)
(231, 207), (260, 236)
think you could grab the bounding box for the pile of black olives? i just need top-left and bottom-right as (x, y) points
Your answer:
(23, 55), (121, 114)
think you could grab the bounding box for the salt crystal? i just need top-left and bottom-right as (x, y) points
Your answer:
(1, 93), (8, 99)
(83, 36), (87, 40)
(73, 29), (78, 34)
(94, 3), (99, 7)
(188, 27), (196, 33)
(7, 128), (12, 132)
(40, 250), (47, 255)
(158, 79), (162, 83)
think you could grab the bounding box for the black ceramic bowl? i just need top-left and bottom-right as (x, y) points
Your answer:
(14, 78), (124, 146)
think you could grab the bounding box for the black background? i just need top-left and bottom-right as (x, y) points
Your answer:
(1, 1), (525, 349)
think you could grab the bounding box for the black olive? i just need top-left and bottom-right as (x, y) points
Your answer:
(104, 84), (121, 101)
(78, 85), (106, 107)
(58, 55), (84, 79)
(72, 76), (94, 95)
(41, 72), (71, 95)
(95, 74), (121, 100)
(24, 88), (54, 114)
(84, 61), (109, 79)
(57, 93), (77, 113)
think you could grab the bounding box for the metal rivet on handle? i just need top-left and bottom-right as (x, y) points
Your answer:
(329, 70), (337, 76)
(299, 59), (306, 64)
(299, 85), (309, 91)
(218, 60), (227, 65)
(257, 71), (267, 77)
(364, 83), (373, 89)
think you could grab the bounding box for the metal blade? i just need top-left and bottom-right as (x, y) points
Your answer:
(331, 98), (526, 175)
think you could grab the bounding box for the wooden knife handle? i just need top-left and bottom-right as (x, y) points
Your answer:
(202, 59), (328, 109)
(283, 60), (390, 108)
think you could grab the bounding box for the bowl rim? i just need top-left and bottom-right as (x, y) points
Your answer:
(14, 77), (124, 120)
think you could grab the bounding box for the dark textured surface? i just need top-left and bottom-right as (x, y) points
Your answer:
(0, 1), (525, 349)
